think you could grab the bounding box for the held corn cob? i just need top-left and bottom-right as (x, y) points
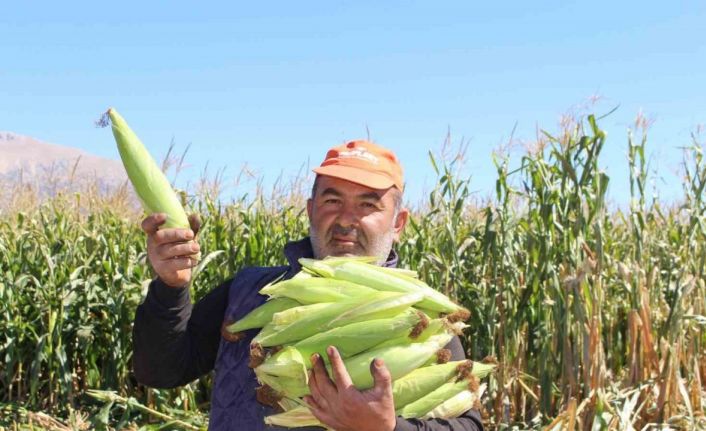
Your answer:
(398, 373), (480, 418)
(259, 277), (377, 304)
(271, 303), (333, 326)
(277, 397), (304, 411)
(317, 256), (419, 278)
(256, 291), (424, 347)
(376, 266), (420, 279)
(423, 389), (480, 419)
(299, 258), (466, 314)
(263, 309), (428, 370)
(375, 317), (443, 349)
(225, 298), (301, 334)
(374, 316), (467, 350)
(264, 405), (324, 428)
(392, 360), (496, 409)
(256, 346), (308, 380)
(332, 333), (454, 392)
(391, 360), (470, 409)
(101, 108), (190, 229)
(251, 321), (282, 345)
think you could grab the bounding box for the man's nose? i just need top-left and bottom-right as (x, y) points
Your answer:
(335, 205), (359, 227)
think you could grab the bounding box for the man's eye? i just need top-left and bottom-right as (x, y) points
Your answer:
(362, 202), (377, 208)
(324, 199), (340, 204)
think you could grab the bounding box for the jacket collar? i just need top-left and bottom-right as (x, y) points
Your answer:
(283, 237), (399, 273)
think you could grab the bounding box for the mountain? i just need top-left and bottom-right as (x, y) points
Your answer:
(0, 131), (128, 194)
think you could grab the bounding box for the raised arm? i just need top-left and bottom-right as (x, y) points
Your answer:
(132, 212), (226, 388)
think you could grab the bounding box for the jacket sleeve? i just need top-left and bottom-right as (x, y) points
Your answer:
(393, 336), (484, 431)
(132, 277), (231, 388)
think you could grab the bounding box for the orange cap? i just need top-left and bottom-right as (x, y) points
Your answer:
(313, 140), (404, 191)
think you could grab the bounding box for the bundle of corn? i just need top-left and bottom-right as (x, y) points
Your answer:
(223, 257), (495, 428)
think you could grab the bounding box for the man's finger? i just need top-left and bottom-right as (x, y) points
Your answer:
(307, 368), (318, 396)
(141, 213), (167, 235)
(326, 346), (354, 391)
(157, 242), (199, 260)
(303, 395), (322, 411)
(160, 256), (199, 272)
(153, 228), (195, 245)
(188, 213), (202, 236)
(307, 366), (328, 409)
(370, 358), (393, 398)
(311, 353), (337, 399)
(304, 399), (337, 430)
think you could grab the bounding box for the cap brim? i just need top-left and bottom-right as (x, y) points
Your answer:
(313, 165), (396, 190)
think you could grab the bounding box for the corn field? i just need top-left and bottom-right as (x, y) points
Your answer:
(1, 114), (705, 430)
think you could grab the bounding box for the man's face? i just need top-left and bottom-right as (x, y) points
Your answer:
(306, 176), (409, 264)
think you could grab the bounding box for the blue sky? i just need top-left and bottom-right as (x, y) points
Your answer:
(2, 1), (705, 206)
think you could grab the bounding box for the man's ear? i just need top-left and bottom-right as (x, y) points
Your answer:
(393, 207), (409, 242)
(306, 198), (313, 220)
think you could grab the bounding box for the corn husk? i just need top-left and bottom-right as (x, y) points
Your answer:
(257, 291), (424, 347)
(255, 372), (308, 399)
(271, 303), (333, 326)
(225, 298), (301, 334)
(322, 256), (377, 265)
(398, 374), (477, 418)
(423, 384), (486, 419)
(342, 333), (453, 391)
(299, 258), (465, 313)
(375, 266), (420, 279)
(391, 360), (470, 409)
(256, 333), (453, 400)
(104, 108), (190, 229)
(265, 309), (428, 370)
(252, 321), (282, 345)
(260, 277), (376, 304)
(375, 317), (442, 349)
(264, 405), (325, 428)
(256, 346), (308, 380)
(296, 309), (427, 362)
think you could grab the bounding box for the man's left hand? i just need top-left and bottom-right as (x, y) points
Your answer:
(304, 346), (396, 431)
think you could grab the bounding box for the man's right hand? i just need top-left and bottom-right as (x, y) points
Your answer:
(141, 213), (201, 289)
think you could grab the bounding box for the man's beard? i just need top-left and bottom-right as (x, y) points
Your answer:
(309, 223), (395, 266)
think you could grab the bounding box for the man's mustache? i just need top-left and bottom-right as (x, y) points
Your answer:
(329, 225), (366, 243)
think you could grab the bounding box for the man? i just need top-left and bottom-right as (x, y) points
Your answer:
(133, 140), (484, 430)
